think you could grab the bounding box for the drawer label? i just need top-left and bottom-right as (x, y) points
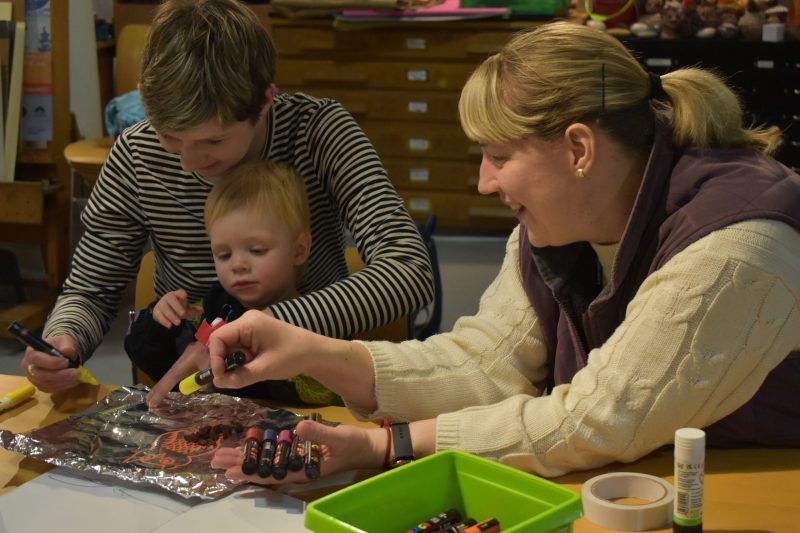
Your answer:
(645, 57), (671, 68)
(405, 37), (426, 50)
(408, 138), (430, 151)
(409, 198), (432, 212)
(407, 69), (428, 82)
(409, 168), (430, 182)
(408, 101), (429, 113)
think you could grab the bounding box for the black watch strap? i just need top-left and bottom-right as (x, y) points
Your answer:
(390, 422), (415, 468)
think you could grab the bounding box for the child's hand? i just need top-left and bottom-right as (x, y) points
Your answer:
(152, 289), (201, 328)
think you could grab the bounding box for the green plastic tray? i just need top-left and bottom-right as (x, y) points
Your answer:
(305, 449), (583, 532)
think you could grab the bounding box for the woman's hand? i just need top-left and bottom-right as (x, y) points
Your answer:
(211, 420), (388, 485)
(152, 289), (201, 328)
(20, 335), (81, 392)
(207, 309), (379, 410)
(207, 310), (316, 390)
(147, 341), (209, 408)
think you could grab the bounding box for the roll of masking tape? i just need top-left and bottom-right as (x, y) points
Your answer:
(582, 472), (673, 531)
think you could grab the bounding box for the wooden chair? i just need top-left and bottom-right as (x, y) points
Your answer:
(131, 248), (412, 385)
(64, 24), (150, 188)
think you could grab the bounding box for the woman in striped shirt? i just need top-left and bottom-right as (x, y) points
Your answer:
(21, 0), (433, 393)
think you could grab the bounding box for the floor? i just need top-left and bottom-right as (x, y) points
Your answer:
(0, 234), (509, 386)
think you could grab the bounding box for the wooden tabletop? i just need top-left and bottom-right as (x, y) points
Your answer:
(2, 374), (798, 531)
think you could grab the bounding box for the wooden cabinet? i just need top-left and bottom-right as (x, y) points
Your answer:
(271, 18), (538, 233)
(113, 0), (272, 36)
(622, 38), (800, 173)
(0, 1), (71, 336)
(274, 19), (800, 233)
(110, 7), (800, 232)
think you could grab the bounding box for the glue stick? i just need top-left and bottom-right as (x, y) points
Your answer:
(673, 428), (705, 533)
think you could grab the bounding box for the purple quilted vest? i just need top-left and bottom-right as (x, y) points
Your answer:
(519, 122), (800, 447)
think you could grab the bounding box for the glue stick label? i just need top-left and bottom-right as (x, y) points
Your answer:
(675, 461), (704, 522)
(674, 427), (705, 527)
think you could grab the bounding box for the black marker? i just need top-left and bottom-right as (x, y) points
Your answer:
(440, 519), (477, 533)
(8, 321), (78, 368)
(304, 412), (322, 479)
(178, 351), (246, 395)
(241, 427), (262, 475)
(288, 431), (305, 472)
(304, 441), (321, 480)
(257, 427), (278, 478)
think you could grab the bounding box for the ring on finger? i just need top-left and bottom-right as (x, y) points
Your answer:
(27, 363), (36, 377)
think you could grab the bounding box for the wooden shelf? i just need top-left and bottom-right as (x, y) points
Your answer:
(1, 1), (71, 333)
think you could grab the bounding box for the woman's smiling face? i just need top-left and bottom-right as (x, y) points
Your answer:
(477, 136), (595, 248)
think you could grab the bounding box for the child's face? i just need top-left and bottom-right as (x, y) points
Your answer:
(209, 209), (309, 310)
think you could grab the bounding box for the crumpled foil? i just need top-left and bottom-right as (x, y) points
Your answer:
(0, 385), (303, 500)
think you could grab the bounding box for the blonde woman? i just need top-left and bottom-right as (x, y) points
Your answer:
(209, 21), (800, 482)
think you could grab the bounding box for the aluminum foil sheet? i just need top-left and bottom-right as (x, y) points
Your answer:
(0, 385), (303, 500)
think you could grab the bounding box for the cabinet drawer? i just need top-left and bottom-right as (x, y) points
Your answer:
(273, 26), (508, 61)
(384, 157), (478, 192)
(399, 190), (517, 233)
(362, 121), (480, 160)
(281, 87), (460, 122)
(278, 59), (474, 92)
(0, 183), (45, 224)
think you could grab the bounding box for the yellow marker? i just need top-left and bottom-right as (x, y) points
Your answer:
(0, 384), (36, 412)
(178, 352), (246, 395)
(179, 368), (212, 395)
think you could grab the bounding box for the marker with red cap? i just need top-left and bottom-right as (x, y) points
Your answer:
(241, 427), (262, 475)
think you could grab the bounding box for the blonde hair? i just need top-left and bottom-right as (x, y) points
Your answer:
(459, 21), (781, 154)
(139, 0), (276, 132)
(205, 161), (310, 238)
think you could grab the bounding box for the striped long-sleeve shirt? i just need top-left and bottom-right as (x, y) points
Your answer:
(45, 93), (434, 358)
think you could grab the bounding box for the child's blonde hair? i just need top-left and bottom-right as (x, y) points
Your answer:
(205, 161), (310, 238)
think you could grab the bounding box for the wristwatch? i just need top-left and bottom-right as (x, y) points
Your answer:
(390, 422), (415, 468)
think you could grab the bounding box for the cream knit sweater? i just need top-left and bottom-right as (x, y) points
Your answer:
(352, 219), (800, 476)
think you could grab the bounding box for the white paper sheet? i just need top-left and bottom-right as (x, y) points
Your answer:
(0, 467), (309, 533)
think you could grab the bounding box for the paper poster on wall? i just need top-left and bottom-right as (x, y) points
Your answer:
(21, 0), (52, 146)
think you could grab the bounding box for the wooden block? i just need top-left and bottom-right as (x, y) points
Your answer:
(0, 181), (43, 223)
